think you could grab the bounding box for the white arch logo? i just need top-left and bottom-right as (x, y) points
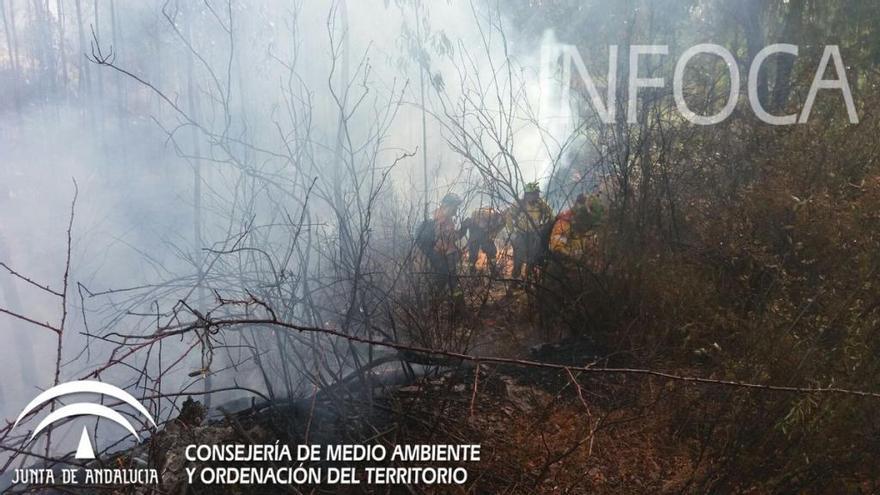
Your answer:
(14, 381), (158, 460)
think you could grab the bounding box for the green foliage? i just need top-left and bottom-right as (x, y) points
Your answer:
(510, 1), (880, 490)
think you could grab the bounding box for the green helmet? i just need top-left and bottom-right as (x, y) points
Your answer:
(524, 182), (541, 194)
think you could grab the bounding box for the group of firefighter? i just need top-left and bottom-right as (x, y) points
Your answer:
(416, 182), (605, 285)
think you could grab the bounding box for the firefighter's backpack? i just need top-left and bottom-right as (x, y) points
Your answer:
(415, 218), (436, 255)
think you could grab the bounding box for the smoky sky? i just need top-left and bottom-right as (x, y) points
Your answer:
(0, 0), (579, 460)
(0, 0), (746, 464)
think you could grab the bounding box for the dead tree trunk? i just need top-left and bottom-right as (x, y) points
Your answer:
(184, 3), (209, 410)
(55, 0), (67, 95)
(73, 0), (91, 113)
(0, 0), (21, 117)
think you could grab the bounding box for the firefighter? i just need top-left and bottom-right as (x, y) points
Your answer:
(542, 192), (606, 326)
(550, 193), (594, 257)
(414, 192), (467, 309)
(425, 192), (464, 276)
(506, 182), (554, 280)
(462, 206), (504, 274)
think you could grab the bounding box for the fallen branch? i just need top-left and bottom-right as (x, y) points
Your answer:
(152, 314), (880, 399)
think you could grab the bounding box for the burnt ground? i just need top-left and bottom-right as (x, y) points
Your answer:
(121, 350), (705, 494)
(89, 279), (710, 495)
(12, 274), (709, 495)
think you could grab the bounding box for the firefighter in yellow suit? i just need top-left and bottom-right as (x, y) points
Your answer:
(550, 193), (604, 259)
(462, 206), (505, 274)
(506, 182), (554, 280)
